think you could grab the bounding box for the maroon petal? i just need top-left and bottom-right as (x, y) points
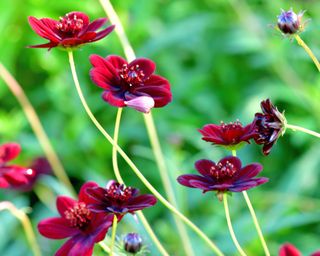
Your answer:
(38, 217), (78, 239)
(86, 187), (108, 204)
(129, 58), (156, 79)
(230, 177), (268, 192)
(102, 90), (126, 107)
(56, 196), (77, 217)
(92, 25), (115, 41)
(194, 159), (216, 176)
(0, 177), (9, 188)
(60, 38), (83, 47)
(311, 252), (320, 256)
(90, 67), (117, 90)
(105, 55), (127, 70)
(78, 181), (99, 203)
(126, 194), (157, 212)
(86, 18), (107, 31)
(198, 124), (225, 144)
(177, 174), (212, 189)
(279, 243), (301, 256)
(0, 143), (21, 164)
(55, 235), (94, 256)
(28, 17), (60, 42)
(236, 163), (263, 181)
(79, 32), (97, 42)
(27, 41), (59, 49)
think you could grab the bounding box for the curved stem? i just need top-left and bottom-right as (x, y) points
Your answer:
(68, 51), (224, 256)
(286, 124), (320, 138)
(109, 215), (118, 256)
(242, 191), (270, 256)
(143, 113), (195, 256)
(294, 34), (320, 72)
(223, 194), (247, 256)
(99, 241), (111, 253)
(0, 63), (75, 196)
(113, 109), (170, 256)
(0, 201), (41, 256)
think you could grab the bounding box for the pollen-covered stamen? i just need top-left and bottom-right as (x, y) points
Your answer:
(119, 64), (145, 86)
(220, 120), (244, 143)
(57, 14), (84, 34)
(64, 202), (91, 229)
(209, 161), (237, 180)
(105, 183), (134, 202)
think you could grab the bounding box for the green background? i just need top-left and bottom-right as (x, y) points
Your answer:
(0, 0), (320, 255)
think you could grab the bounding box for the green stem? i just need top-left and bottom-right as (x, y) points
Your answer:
(99, 241), (111, 253)
(113, 109), (170, 256)
(223, 194), (247, 256)
(0, 63), (75, 196)
(67, 51), (224, 256)
(231, 150), (236, 157)
(286, 123), (320, 138)
(109, 215), (118, 256)
(294, 34), (320, 72)
(242, 191), (270, 256)
(143, 113), (195, 256)
(0, 201), (41, 256)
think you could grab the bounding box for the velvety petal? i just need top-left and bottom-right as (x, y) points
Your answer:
(279, 243), (301, 256)
(126, 194), (157, 212)
(0, 177), (9, 188)
(90, 214), (114, 242)
(86, 18), (107, 32)
(78, 181), (99, 203)
(60, 38), (84, 47)
(194, 159), (216, 176)
(87, 203), (108, 213)
(230, 177), (268, 192)
(28, 17), (60, 42)
(86, 187), (108, 204)
(79, 32), (97, 42)
(90, 67), (118, 90)
(92, 25), (115, 41)
(235, 163), (263, 181)
(129, 58), (156, 79)
(38, 217), (78, 239)
(198, 124), (225, 144)
(55, 235), (94, 256)
(177, 174), (212, 189)
(101, 90), (126, 107)
(104, 55), (127, 70)
(0, 143), (21, 163)
(1, 165), (34, 186)
(56, 196), (77, 217)
(27, 41), (59, 49)
(311, 252), (320, 256)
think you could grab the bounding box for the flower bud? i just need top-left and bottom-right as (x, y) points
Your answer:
(277, 9), (304, 34)
(123, 233), (142, 254)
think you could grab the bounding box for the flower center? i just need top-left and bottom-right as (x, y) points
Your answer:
(57, 14), (84, 34)
(220, 121), (244, 143)
(105, 183), (134, 202)
(64, 202), (91, 229)
(209, 161), (237, 180)
(221, 121), (243, 131)
(119, 64), (145, 86)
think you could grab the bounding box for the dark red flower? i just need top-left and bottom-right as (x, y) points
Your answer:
(253, 99), (286, 155)
(86, 180), (157, 218)
(38, 181), (113, 256)
(198, 120), (256, 150)
(279, 243), (320, 256)
(28, 11), (115, 49)
(89, 55), (172, 113)
(277, 9), (305, 35)
(177, 156), (268, 200)
(0, 143), (35, 189)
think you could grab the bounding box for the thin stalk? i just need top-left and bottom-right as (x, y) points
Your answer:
(0, 63), (75, 196)
(223, 194), (247, 256)
(143, 113), (194, 256)
(242, 191), (270, 256)
(286, 123), (320, 138)
(0, 201), (41, 256)
(294, 34), (320, 72)
(109, 215), (118, 256)
(113, 109), (169, 256)
(99, 241), (111, 253)
(68, 51), (224, 256)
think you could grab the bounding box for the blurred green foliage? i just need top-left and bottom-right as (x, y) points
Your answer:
(1, 0), (320, 255)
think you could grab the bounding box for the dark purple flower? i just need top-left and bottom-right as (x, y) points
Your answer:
(123, 233), (143, 254)
(38, 181), (113, 256)
(0, 143), (35, 189)
(279, 243), (320, 256)
(89, 55), (172, 113)
(177, 156), (268, 200)
(277, 9), (305, 35)
(198, 120), (256, 150)
(28, 11), (115, 49)
(253, 99), (286, 155)
(86, 180), (157, 218)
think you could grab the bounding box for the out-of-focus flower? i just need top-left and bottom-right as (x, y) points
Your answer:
(253, 99), (286, 155)
(28, 11), (115, 49)
(89, 55), (172, 113)
(123, 233), (143, 254)
(279, 243), (320, 256)
(0, 143), (34, 189)
(177, 156), (268, 200)
(86, 180), (157, 218)
(198, 120), (256, 150)
(277, 9), (305, 35)
(38, 181), (113, 256)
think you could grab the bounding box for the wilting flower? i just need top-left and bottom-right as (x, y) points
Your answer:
(0, 143), (34, 189)
(86, 180), (157, 218)
(89, 55), (172, 113)
(38, 181), (113, 256)
(277, 9), (305, 35)
(28, 11), (115, 49)
(279, 243), (320, 256)
(253, 99), (286, 155)
(198, 120), (256, 150)
(123, 233), (143, 254)
(177, 156), (268, 200)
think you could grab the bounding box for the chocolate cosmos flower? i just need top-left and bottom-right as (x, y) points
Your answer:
(38, 182), (113, 256)
(254, 99), (286, 155)
(89, 55), (172, 113)
(86, 180), (157, 218)
(277, 9), (305, 35)
(28, 11), (115, 49)
(279, 243), (320, 256)
(199, 121), (256, 150)
(177, 156), (268, 200)
(0, 143), (34, 189)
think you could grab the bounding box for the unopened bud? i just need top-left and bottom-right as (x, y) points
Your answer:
(123, 233), (142, 254)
